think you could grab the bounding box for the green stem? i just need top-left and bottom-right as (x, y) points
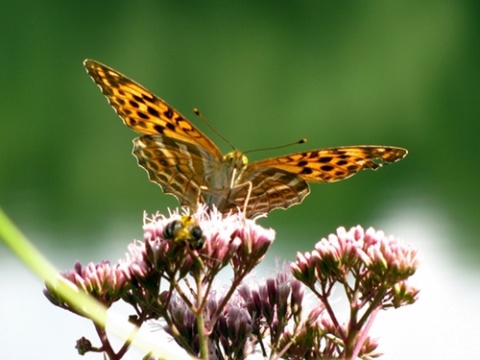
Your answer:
(195, 274), (209, 359)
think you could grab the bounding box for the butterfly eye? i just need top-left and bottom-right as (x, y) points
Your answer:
(223, 152), (235, 163)
(240, 153), (248, 166)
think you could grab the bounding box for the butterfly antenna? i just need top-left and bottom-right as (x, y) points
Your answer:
(194, 108), (236, 150)
(244, 138), (307, 154)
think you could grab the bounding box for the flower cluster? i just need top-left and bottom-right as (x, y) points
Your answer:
(44, 208), (419, 360)
(44, 261), (129, 310)
(45, 205), (276, 358)
(291, 225), (419, 359)
(291, 225), (419, 308)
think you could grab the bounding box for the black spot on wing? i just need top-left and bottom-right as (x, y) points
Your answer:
(153, 124), (165, 134)
(300, 167), (313, 175)
(164, 108), (174, 119)
(318, 156), (333, 163)
(142, 93), (156, 103)
(137, 111), (149, 119)
(133, 94), (145, 104)
(147, 106), (159, 117)
(129, 100), (139, 108)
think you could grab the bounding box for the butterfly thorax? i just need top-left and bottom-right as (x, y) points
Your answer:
(199, 150), (249, 211)
(213, 150), (248, 188)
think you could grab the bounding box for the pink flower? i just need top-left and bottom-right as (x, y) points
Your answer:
(128, 205), (275, 281)
(291, 225), (418, 302)
(45, 260), (129, 309)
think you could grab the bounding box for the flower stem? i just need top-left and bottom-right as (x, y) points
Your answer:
(195, 274), (209, 359)
(94, 323), (116, 359)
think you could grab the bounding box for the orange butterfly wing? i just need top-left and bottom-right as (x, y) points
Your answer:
(231, 146), (408, 217)
(249, 146), (408, 182)
(84, 59), (222, 160)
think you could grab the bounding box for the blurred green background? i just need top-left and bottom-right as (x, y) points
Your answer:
(1, 1), (479, 359)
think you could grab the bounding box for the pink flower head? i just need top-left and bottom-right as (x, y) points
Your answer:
(45, 260), (129, 309)
(361, 227), (419, 282)
(291, 225), (419, 308)
(130, 205), (275, 280)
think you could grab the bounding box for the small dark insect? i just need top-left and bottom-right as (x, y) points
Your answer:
(163, 216), (204, 250)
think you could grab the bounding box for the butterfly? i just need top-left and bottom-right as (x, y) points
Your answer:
(84, 59), (408, 218)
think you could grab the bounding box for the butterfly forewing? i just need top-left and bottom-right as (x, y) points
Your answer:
(84, 59), (222, 159)
(250, 146), (408, 183)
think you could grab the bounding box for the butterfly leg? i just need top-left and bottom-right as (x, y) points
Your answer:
(226, 168), (252, 217)
(241, 180), (253, 217)
(220, 179), (253, 218)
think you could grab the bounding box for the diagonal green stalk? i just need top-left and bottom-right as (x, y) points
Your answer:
(0, 208), (189, 360)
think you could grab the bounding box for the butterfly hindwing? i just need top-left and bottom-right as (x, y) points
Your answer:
(237, 167), (310, 217)
(133, 135), (219, 208)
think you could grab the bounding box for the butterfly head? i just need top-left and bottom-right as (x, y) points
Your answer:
(223, 150), (248, 170)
